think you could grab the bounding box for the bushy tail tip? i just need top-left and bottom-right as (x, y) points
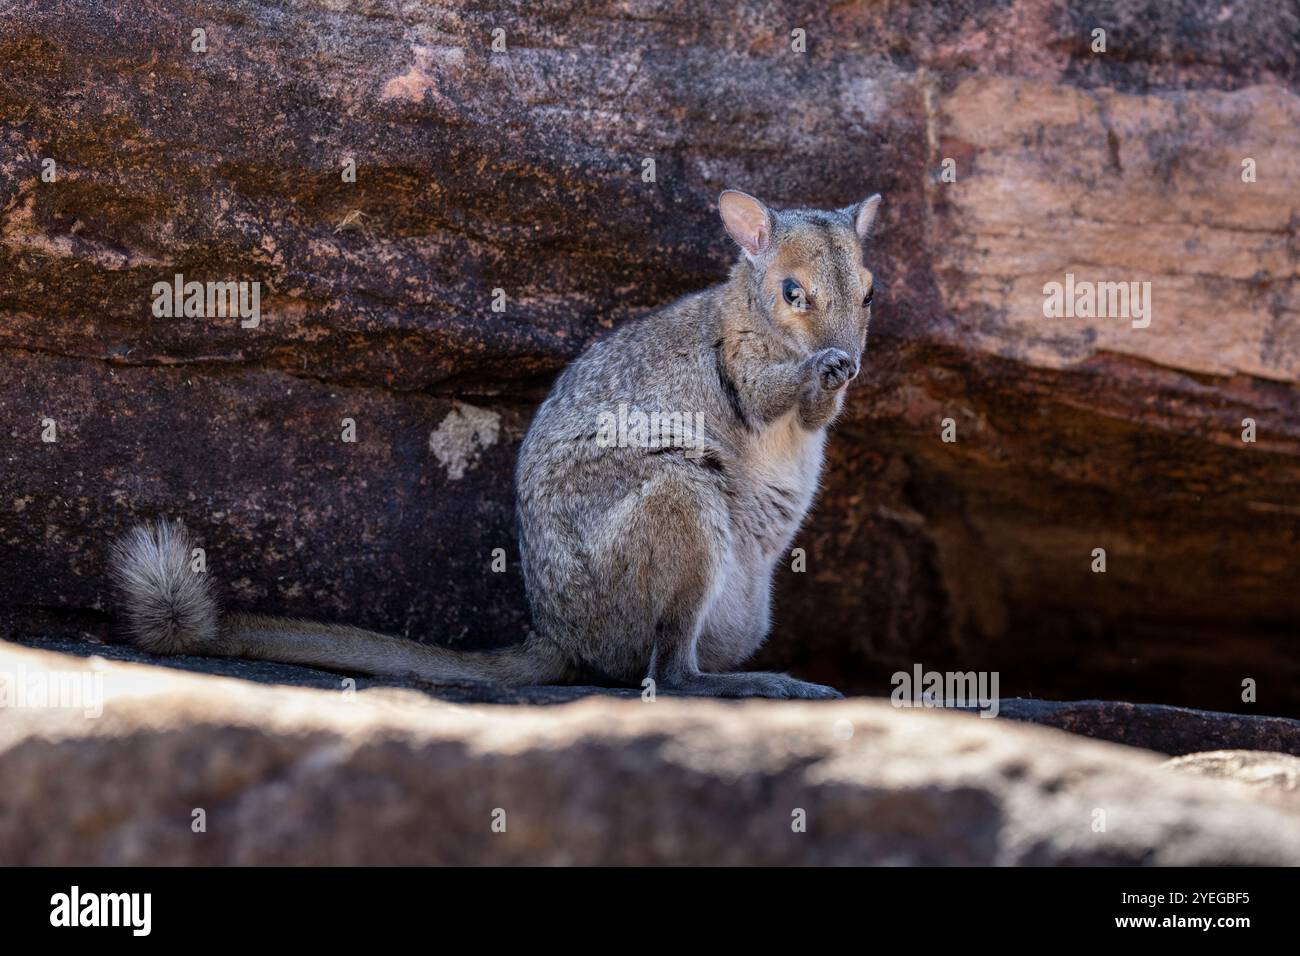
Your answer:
(110, 519), (219, 655)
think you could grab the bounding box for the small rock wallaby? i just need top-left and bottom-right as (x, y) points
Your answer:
(112, 189), (882, 698)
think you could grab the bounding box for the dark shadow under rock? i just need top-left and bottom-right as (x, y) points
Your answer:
(14, 636), (1300, 757)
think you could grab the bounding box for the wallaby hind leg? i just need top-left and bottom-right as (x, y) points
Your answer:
(650, 606), (843, 700)
(624, 474), (842, 700)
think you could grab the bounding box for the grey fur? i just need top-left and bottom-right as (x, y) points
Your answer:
(110, 519), (220, 655)
(110, 190), (882, 698)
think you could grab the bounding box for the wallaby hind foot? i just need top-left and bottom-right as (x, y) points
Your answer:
(659, 671), (843, 700)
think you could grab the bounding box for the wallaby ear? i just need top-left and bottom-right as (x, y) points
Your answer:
(848, 193), (883, 241)
(719, 190), (773, 259)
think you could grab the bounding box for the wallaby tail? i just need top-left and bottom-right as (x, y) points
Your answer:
(109, 519), (571, 686)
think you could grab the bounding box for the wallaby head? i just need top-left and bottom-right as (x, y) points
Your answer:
(719, 189), (881, 377)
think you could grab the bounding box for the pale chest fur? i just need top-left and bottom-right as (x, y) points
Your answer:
(728, 407), (827, 559)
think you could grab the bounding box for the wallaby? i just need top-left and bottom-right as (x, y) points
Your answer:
(112, 189), (882, 698)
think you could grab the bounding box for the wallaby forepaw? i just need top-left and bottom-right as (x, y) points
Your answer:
(813, 348), (856, 391)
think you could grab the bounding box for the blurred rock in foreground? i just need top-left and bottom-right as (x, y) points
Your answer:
(1164, 749), (1300, 810)
(4, 641), (1299, 866)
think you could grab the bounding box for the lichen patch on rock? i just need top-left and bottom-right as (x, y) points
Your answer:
(429, 402), (501, 480)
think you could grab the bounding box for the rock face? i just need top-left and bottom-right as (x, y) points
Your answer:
(3, 641), (1300, 866)
(1, 1), (1298, 712)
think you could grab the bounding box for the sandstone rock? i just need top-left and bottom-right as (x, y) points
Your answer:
(988, 698), (1300, 757)
(1164, 749), (1300, 810)
(1, 1), (1298, 714)
(3, 641), (1300, 865)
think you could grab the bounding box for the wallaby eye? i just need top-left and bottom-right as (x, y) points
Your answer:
(863, 287), (874, 307)
(782, 278), (806, 309)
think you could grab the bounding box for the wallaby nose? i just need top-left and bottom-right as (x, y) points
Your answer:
(849, 361), (861, 380)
